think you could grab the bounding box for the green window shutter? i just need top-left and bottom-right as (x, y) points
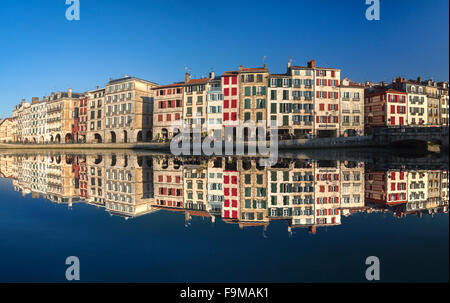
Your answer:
(253, 200), (257, 209)
(277, 79), (282, 87)
(245, 174), (251, 184)
(245, 99), (251, 109)
(289, 79), (292, 87)
(271, 196), (277, 205)
(252, 86), (256, 95)
(245, 199), (251, 208)
(262, 200), (267, 209)
(283, 115), (289, 126)
(262, 86), (266, 95)
(277, 208), (282, 216)
(244, 112), (251, 121)
(262, 99), (266, 108)
(271, 183), (277, 193)
(271, 171), (277, 181)
(283, 172), (289, 181)
(289, 208), (293, 216)
(245, 87), (251, 96)
(245, 187), (251, 197)
(271, 103), (277, 114)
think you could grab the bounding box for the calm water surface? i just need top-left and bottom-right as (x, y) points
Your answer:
(0, 150), (448, 282)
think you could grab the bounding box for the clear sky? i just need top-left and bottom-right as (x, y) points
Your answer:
(0, 0), (448, 118)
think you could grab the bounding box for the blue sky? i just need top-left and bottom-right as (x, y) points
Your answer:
(0, 0), (448, 118)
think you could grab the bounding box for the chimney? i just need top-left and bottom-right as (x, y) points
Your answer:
(263, 63), (266, 69)
(68, 88), (72, 98)
(287, 61), (291, 69)
(417, 76), (422, 83)
(307, 59), (316, 68)
(31, 97), (39, 104)
(21, 99), (26, 105)
(209, 71), (215, 79)
(185, 72), (191, 83)
(239, 65), (243, 71)
(43, 96), (47, 102)
(96, 86), (100, 89)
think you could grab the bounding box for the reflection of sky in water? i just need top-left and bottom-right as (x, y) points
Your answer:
(0, 151), (448, 282)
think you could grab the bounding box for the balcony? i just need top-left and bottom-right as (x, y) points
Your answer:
(342, 97), (350, 101)
(353, 98), (360, 101)
(342, 109), (350, 114)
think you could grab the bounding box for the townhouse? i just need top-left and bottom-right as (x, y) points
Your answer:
(288, 63), (315, 138)
(86, 87), (105, 143)
(104, 76), (158, 144)
(221, 71), (240, 140)
(393, 77), (428, 126)
(438, 81), (449, 126)
(311, 60), (341, 138)
(364, 86), (407, 130)
(238, 65), (269, 139)
(423, 80), (441, 126)
(339, 79), (364, 136)
(46, 89), (83, 143)
(153, 82), (184, 141)
(0, 118), (13, 143)
(183, 73), (214, 136)
(314, 160), (341, 226)
(206, 76), (223, 138)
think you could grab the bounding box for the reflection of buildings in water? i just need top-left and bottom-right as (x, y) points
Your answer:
(366, 169), (449, 217)
(0, 152), (448, 231)
(103, 154), (155, 218)
(153, 157), (184, 210)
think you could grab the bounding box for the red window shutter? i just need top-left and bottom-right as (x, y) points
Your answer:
(224, 175), (229, 184)
(328, 79), (331, 86)
(328, 104), (331, 110)
(224, 199), (229, 207)
(232, 76), (237, 85)
(224, 77), (229, 85)
(224, 210), (229, 218)
(316, 79), (320, 85)
(316, 116), (319, 123)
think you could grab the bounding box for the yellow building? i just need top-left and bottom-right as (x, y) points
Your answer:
(0, 118), (13, 143)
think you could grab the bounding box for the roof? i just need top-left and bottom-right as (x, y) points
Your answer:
(0, 118), (13, 126)
(153, 82), (185, 89)
(107, 76), (158, 86)
(291, 65), (340, 71)
(185, 78), (210, 85)
(366, 87), (407, 95)
(222, 71), (239, 77)
(239, 66), (269, 73)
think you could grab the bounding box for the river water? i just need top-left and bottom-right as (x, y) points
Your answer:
(0, 149), (448, 282)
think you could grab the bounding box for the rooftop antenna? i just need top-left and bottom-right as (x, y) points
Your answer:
(185, 66), (191, 74)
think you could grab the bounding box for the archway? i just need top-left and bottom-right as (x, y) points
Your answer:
(94, 133), (102, 143)
(146, 130), (152, 142)
(39, 136), (45, 144)
(110, 131), (116, 143)
(55, 134), (61, 143)
(65, 133), (73, 143)
(50, 135), (54, 143)
(123, 130), (128, 143)
(137, 131), (143, 142)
